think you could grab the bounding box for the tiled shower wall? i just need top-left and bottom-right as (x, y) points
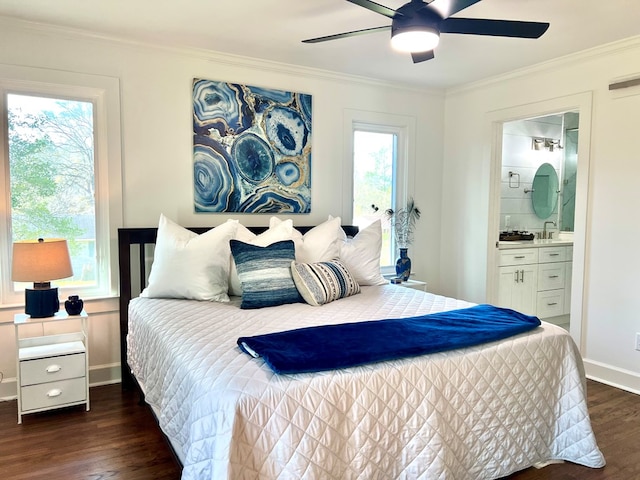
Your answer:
(500, 115), (565, 235)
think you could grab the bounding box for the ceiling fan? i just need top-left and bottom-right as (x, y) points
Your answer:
(302, 0), (549, 63)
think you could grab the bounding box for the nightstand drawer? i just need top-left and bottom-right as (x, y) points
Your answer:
(20, 353), (86, 387)
(21, 377), (86, 412)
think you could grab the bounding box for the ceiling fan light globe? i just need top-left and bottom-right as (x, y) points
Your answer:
(391, 30), (440, 53)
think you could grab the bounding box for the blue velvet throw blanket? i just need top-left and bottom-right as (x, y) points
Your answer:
(237, 304), (541, 374)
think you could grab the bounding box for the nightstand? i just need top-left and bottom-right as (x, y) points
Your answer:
(14, 310), (90, 423)
(395, 279), (427, 292)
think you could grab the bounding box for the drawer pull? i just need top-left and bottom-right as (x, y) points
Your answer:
(548, 275), (559, 279)
(47, 389), (62, 398)
(549, 253), (560, 256)
(547, 302), (558, 306)
(514, 255), (525, 259)
(46, 365), (62, 373)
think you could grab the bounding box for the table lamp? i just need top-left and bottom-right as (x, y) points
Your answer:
(11, 238), (73, 318)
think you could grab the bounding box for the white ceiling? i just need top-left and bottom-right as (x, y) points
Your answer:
(1, 0), (640, 89)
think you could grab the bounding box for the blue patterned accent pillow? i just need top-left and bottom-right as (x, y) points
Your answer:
(291, 260), (361, 306)
(230, 239), (303, 309)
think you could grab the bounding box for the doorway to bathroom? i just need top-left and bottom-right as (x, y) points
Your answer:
(497, 112), (578, 332)
(485, 93), (593, 349)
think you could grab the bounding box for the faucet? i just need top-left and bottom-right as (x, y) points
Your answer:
(542, 221), (557, 239)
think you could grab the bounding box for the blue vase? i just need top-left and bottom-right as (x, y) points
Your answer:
(395, 248), (412, 281)
(65, 295), (84, 315)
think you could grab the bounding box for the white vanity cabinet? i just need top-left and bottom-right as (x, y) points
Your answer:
(497, 243), (573, 324)
(536, 246), (567, 318)
(497, 248), (539, 315)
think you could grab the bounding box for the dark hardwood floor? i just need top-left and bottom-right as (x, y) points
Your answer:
(0, 384), (181, 479)
(0, 380), (638, 479)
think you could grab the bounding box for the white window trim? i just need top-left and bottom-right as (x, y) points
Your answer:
(0, 65), (123, 307)
(343, 109), (416, 273)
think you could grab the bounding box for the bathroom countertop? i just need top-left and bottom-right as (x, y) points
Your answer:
(498, 239), (573, 249)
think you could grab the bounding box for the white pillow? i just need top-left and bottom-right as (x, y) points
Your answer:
(270, 216), (342, 263)
(228, 219), (294, 296)
(338, 219), (387, 286)
(141, 215), (239, 302)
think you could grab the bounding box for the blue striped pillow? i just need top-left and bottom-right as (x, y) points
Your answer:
(230, 239), (303, 309)
(291, 260), (360, 306)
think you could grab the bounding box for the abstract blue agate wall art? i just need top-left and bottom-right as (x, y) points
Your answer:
(193, 78), (312, 213)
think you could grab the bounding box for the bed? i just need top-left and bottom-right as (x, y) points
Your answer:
(118, 219), (605, 480)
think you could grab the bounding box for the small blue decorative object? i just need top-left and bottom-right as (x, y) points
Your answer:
(65, 295), (84, 315)
(395, 248), (412, 281)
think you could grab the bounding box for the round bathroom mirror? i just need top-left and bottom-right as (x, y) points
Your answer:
(531, 162), (559, 219)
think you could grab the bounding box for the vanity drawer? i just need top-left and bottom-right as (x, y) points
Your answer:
(20, 353), (86, 387)
(539, 246), (567, 263)
(538, 263), (566, 291)
(20, 377), (86, 412)
(499, 248), (538, 266)
(536, 290), (564, 318)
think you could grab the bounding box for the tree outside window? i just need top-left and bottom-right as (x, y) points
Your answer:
(8, 94), (96, 287)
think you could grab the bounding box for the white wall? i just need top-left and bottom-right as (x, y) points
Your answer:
(0, 18), (445, 397)
(442, 36), (640, 393)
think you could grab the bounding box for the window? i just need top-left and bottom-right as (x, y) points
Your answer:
(345, 110), (414, 271)
(0, 66), (122, 306)
(352, 127), (397, 266)
(8, 94), (97, 289)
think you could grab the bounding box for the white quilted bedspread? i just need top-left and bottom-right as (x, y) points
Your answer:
(127, 285), (605, 480)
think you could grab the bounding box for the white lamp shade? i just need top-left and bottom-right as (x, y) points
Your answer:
(12, 238), (73, 283)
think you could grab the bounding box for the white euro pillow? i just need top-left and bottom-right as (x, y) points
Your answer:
(141, 214), (238, 302)
(338, 219), (387, 286)
(269, 216), (342, 263)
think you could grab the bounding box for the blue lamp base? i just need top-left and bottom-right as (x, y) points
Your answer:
(25, 287), (60, 318)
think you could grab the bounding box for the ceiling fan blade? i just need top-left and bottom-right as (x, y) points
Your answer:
(429, 0), (482, 19)
(302, 25), (391, 44)
(411, 50), (435, 63)
(346, 0), (400, 19)
(440, 18), (550, 38)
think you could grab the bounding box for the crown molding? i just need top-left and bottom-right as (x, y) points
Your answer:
(0, 15), (444, 98)
(445, 35), (640, 97)
(446, 35), (640, 97)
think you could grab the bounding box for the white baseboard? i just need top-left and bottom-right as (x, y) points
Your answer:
(584, 358), (640, 395)
(0, 363), (121, 402)
(0, 376), (17, 401)
(89, 363), (122, 386)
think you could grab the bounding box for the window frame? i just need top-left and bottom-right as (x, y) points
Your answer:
(343, 109), (416, 272)
(0, 66), (122, 307)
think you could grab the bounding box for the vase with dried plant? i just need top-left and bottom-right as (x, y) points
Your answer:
(386, 199), (421, 281)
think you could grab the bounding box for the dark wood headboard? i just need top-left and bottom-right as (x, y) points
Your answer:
(117, 225), (359, 389)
